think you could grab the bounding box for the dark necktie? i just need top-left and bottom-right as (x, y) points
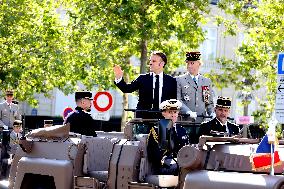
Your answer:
(153, 75), (160, 110)
(193, 76), (197, 85)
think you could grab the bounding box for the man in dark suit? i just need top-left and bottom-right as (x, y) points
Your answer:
(114, 51), (177, 118)
(64, 91), (97, 137)
(198, 96), (239, 137)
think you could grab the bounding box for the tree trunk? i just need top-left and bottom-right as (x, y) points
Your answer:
(244, 105), (248, 116)
(140, 39), (148, 74)
(121, 92), (129, 132)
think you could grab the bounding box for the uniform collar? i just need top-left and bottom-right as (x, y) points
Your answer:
(75, 106), (84, 111)
(189, 73), (200, 80)
(5, 101), (12, 106)
(215, 117), (227, 127)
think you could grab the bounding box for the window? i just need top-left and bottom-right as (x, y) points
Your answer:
(200, 28), (217, 61)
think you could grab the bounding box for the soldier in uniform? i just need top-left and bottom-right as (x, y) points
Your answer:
(0, 90), (21, 130)
(9, 120), (22, 155)
(64, 91), (97, 137)
(147, 99), (189, 174)
(176, 52), (214, 123)
(198, 96), (239, 137)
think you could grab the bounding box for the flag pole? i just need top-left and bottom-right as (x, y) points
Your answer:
(270, 142), (275, 175)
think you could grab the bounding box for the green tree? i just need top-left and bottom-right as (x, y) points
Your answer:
(0, 0), (77, 105)
(64, 0), (211, 128)
(209, 0), (284, 127)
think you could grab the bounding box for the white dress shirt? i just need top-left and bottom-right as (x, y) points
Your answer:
(151, 72), (163, 106)
(189, 73), (200, 84)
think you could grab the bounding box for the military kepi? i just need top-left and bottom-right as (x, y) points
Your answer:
(75, 91), (93, 101)
(216, 96), (231, 108)
(160, 99), (182, 111)
(13, 120), (22, 127)
(186, 51), (201, 61)
(6, 89), (14, 95)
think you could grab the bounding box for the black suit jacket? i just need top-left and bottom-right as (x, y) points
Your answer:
(115, 73), (177, 118)
(198, 117), (240, 137)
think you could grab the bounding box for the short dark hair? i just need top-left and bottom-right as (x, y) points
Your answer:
(151, 51), (167, 66)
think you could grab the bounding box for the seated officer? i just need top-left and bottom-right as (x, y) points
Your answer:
(147, 99), (189, 174)
(198, 96), (239, 137)
(160, 99), (189, 155)
(64, 91), (97, 137)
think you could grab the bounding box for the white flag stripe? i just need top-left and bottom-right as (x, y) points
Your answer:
(267, 117), (277, 143)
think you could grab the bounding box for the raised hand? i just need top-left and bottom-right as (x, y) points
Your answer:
(113, 65), (124, 79)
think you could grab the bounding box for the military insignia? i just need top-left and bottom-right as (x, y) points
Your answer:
(147, 127), (159, 143)
(184, 95), (190, 101)
(202, 86), (210, 105)
(184, 85), (189, 89)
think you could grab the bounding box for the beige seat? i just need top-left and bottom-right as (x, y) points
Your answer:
(83, 137), (116, 182)
(145, 175), (178, 188)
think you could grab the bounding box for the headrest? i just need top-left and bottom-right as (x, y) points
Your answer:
(185, 52), (201, 61)
(160, 99), (182, 111)
(216, 96), (232, 108)
(26, 124), (70, 140)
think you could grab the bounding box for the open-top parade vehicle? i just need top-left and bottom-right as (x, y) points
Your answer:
(0, 118), (284, 189)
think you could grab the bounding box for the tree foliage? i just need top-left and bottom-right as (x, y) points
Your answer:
(0, 0), (77, 105)
(0, 0), (213, 107)
(211, 0), (284, 126)
(63, 0), (210, 83)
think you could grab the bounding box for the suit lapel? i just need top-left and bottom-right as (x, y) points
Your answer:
(214, 118), (226, 132)
(162, 74), (166, 100)
(148, 73), (154, 89)
(147, 73), (154, 103)
(4, 103), (9, 110)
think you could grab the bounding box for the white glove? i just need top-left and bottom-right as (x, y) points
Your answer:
(210, 112), (216, 118)
(186, 111), (197, 119)
(2, 125), (8, 130)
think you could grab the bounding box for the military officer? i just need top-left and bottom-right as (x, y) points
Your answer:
(198, 96), (239, 137)
(147, 99), (189, 174)
(64, 91), (97, 137)
(176, 52), (214, 122)
(9, 120), (22, 155)
(0, 90), (21, 130)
